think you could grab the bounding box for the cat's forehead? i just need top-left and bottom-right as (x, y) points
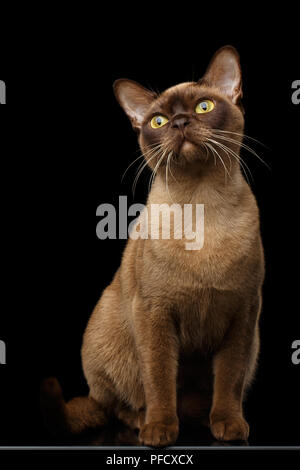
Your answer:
(156, 82), (198, 107)
(149, 82), (221, 114)
(162, 82), (198, 97)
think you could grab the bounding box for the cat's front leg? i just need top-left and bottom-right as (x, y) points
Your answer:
(210, 299), (260, 441)
(132, 297), (179, 447)
(210, 298), (261, 442)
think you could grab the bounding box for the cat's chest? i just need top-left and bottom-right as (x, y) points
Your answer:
(149, 213), (245, 290)
(174, 287), (236, 351)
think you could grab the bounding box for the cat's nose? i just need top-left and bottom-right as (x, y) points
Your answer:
(171, 116), (190, 131)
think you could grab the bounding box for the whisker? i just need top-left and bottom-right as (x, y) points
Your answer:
(205, 142), (231, 183)
(132, 152), (157, 188)
(165, 152), (175, 203)
(210, 128), (268, 149)
(210, 132), (270, 170)
(168, 151), (179, 184)
(149, 149), (167, 194)
(121, 154), (145, 183)
(208, 138), (253, 185)
(146, 139), (174, 194)
(199, 141), (212, 164)
(148, 148), (167, 192)
(124, 144), (162, 184)
(212, 140), (233, 172)
(132, 149), (162, 196)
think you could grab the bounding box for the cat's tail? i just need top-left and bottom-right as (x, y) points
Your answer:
(40, 377), (109, 436)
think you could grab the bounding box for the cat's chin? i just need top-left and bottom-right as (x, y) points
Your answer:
(181, 140), (195, 153)
(178, 140), (207, 163)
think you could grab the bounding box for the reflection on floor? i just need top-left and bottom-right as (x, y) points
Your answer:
(44, 418), (248, 447)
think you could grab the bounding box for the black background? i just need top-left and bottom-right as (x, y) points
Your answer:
(0, 14), (299, 450)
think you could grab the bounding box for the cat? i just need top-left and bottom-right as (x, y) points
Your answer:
(41, 46), (265, 447)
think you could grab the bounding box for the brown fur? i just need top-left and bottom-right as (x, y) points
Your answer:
(41, 46), (264, 446)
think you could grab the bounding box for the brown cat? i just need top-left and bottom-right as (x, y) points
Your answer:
(41, 46), (265, 447)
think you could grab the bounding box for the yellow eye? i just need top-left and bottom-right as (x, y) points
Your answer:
(150, 115), (169, 129)
(195, 100), (215, 114)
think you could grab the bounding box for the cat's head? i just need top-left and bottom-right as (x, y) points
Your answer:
(114, 46), (244, 171)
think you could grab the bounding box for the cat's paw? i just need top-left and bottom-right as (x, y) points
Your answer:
(139, 419), (179, 447)
(210, 414), (249, 442)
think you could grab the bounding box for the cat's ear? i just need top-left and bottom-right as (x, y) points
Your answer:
(202, 46), (242, 105)
(113, 79), (157, 132)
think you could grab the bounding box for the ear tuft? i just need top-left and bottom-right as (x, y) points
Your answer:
(202, 46), (242, 105)
(113, 79), (157, 131)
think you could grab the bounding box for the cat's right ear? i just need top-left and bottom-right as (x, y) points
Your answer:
(202, 46), (242, 106)
(113, 79), (157, 132)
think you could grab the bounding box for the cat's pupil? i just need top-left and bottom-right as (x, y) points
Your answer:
(201, 102), (207, 110)
(156, 117), (162, 125)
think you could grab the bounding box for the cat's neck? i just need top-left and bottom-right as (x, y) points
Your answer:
(148, 160), (246, 207)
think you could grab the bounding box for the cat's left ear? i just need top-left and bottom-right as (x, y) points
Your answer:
(113, 79), (157, 132)
(202, 46), (242, 105)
